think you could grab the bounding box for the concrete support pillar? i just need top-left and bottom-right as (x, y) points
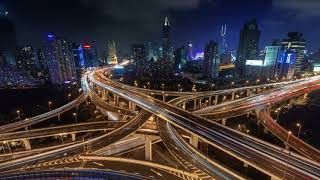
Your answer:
(231, 92), (235, 101)
(285, 144), (290, 151)
(129, 102), (136, 110)
(193, 99), (197, 110)
(247, 112), (250, 118)
(162, 95), (166, 102)
(182, 102), (186, 110)
(264, 127), (268, 134)
(57, 114), (61, 121)
(199, 98), (202, 109)
(215, 95), (218, 105)
(208, 96), (212, 106)
(23, 139), (31, 150)
(116, 96), (120, 106)
(145, 136), (152, 161)
(71, 133), (76, 142)
(190, 134), (199, 149)
(102, 89), (107, 101)
(222, 118), (227, 126)
(246, 89), (250, 97)
(243, 162), (249, 168)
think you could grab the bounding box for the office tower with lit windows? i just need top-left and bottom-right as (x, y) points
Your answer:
(147, 41), (159, 61)
(79, 43), (98, 68)
(16, 46), (37, 77)
(236, 19), (261, 78)
(46, 34), (77, 85)
(108, 41), (118, 64)
(174, 47), (187, 71)
(37, 48), (49, 80)
(132, 44), (147, 77)
(162, 17), (174, 62)
(0, 10), (16, 66)
(186, 42), (194, 61)
(203, 41), (220, 78)
(262, 46), (282, 80)
(157, 17), (174, 80)
(220, 24), (227, 53)
(72, 43), (81, 79)
(282, 32), (306, 76)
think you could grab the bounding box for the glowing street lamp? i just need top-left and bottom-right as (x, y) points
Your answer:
(48, 101), (53, 111)
(296, 123), (302, 138)
(286, 131), (292, 147)
(73, 113), (78, 124)
(16, 110), (21, 119)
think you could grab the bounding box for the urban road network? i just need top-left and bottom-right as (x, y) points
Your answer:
(0, 66), (320, 180)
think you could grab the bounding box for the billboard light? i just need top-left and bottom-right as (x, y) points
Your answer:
(245, 60), (263, 66)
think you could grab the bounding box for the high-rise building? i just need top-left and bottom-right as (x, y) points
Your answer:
(236, 19), (261, 78)
(282, 32), (306, 76)
(132, 44), (146, 76)
(79, 43), (98, 68)
(162, 17), (174, 62)
(174, 47), (187, 71)
(16, 46), (37, 77)
(186, 43), (194, 61)
(108, 41), (118, 64)
(220, 24), (228, 53)
(37, 48), (49, 80)
(278, 51), (297, 79)
(147, 41), (158, 61)
(156, 17), (175, 80)
(0, 10), (16, 65)
(203, 41), (220, 78)
(72, 43), (81, 78)
(46, 34), (77, 85)
(262, 46), (282, 80)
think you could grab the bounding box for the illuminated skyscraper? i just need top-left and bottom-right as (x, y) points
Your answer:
(46, 34), (77, 85)
(0, 10), (16, 66)
(203, 41), (220, 78)
(262, 46), (282, 80)
(16, 46), (37, 77)
(132, 44), (146, 76)
(174, 47), (187, 71)
(236, 19), (261, 78)
(220, 24), (227, 53)
(186, 43), (194, 61)
(282, 32), (306, 76)
(79, 43), (98, 68)
(108, 41), (118, 64)
(162, 17), (173, 62)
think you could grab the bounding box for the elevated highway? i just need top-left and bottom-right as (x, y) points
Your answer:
(90, 69), (320, 180)
(0, 75), (89, 133)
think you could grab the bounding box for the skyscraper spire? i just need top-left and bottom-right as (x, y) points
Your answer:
(164, 17), (170, 26)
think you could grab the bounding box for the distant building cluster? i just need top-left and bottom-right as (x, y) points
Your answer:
(1, 8), (319, 88)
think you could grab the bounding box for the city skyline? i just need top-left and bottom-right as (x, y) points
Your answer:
(2, 0), (320, 53)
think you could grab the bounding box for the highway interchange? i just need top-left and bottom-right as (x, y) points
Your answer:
(0, 67), (319, 179)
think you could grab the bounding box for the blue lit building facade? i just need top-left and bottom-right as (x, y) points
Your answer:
(46, 34), (77, 85)
(79, 44), (99, 68)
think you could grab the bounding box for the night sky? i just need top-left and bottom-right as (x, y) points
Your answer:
(2, 0), (320, 54)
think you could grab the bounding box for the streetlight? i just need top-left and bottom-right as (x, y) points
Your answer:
(68, 93), (72, 101)
(296, 123), (302, 138)
(48, 101), (53, 111)
(73, 113), (78, 124)
(211, 83), (215, 91)
(16, 110), (21, 119)
(286, 131), (292, 148)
